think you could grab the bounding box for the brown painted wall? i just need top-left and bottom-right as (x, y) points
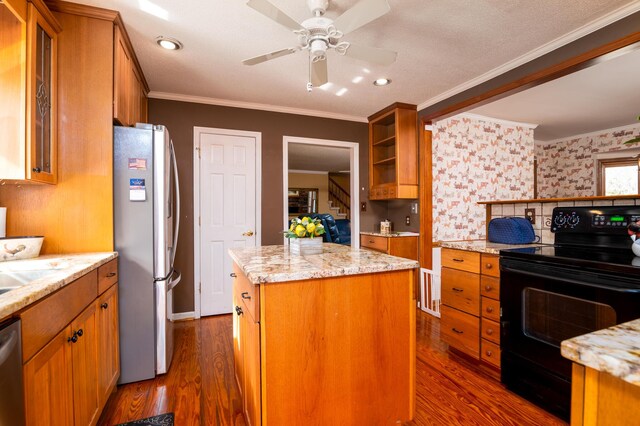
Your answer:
(149, 99), (388, 313)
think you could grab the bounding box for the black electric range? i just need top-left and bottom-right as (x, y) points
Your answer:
(499, 205), (640, 421)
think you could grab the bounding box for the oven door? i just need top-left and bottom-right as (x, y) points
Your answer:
(500, 257), (640, 420)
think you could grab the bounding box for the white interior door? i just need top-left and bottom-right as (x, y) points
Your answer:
(197, 129), (258, 316)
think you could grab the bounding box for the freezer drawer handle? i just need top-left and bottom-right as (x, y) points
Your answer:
(241, 292), (251, 300)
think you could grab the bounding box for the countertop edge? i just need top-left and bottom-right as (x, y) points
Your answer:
(0, 252), (118, 320)
(439, 240), (546, 255)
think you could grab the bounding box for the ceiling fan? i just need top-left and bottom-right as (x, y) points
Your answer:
(243, 0), (397, 90)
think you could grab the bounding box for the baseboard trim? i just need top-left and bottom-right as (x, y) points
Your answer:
(171, 311), (196, 322)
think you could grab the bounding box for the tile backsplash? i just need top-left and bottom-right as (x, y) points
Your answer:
(489, 198), (640, 244)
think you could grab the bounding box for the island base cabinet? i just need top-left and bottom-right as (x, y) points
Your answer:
(24, 326), (74, 426)
(244, 319), (261, 426)
(571, 364), (640, 426)
(257, 270), (415, 425)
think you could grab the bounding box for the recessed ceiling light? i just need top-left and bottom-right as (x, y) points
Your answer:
(373, 78), (391, 86)
(156, 36), (183, 50)
(352, 76), (364, 84)
(362, 68), (371, 74)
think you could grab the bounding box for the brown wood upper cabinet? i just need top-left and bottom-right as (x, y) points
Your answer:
(0, 0), (60, 184)
(114, 24), (148, 126)
(368, 103), (418, 200)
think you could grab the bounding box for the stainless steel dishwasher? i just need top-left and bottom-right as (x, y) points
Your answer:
(0, 319), (25, 425)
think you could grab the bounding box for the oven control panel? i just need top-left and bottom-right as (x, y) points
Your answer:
(552, 206), (640, 233)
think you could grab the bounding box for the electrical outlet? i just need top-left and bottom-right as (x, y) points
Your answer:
(405, 215), (410, 226)
(410, 202), (419, 214)
(525, 208), (536, 224)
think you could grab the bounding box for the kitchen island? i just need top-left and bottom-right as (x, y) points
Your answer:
(228, 243), (419, 425)
(562, 318), (640, 425)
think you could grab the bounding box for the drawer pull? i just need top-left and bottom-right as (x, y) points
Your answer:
(101, 302), (109, 310)
(241, 292), (251, 300)
(485, 350), (493, 357)
(485, 263), (493, 269)
(486, 306), (494, 313)
(369, 240), (375, 243)
(484, 285), (493, 291)
(106, 272), (116, 278)
(452, 328), (464, 334)
(230, 273), (237, 278)
(452, 288), (464, 292)
(452, 258), (464, 262)
(486, 328), (494, 335)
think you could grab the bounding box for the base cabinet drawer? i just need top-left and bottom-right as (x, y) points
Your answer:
(481, 339), (501, 369)
(360, 234), (388, 253)
(481, 297), (500, 322)
(441, 248), (480, 273)
(441, 305), (479, 359)
(441, 268), (480, 316)
(481, 318), (500, 345)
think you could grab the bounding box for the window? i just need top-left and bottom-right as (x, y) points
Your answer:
(598, 158), (639, 196)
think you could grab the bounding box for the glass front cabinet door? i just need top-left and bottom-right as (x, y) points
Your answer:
(27, 2), (59, 184)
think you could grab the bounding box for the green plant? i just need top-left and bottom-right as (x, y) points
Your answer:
(623, 115), (640, 145)
(284, 216), (325, 239)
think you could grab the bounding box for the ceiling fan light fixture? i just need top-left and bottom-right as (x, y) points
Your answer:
(373, 78), (391, 86)
(156, 36), (183, 50)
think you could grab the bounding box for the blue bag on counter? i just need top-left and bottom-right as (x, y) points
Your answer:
(488, 217), (537, 244)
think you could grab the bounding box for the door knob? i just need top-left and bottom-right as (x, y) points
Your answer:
(242, 231), (254, 237)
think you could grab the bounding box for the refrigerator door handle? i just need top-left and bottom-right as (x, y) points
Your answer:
(170, 140), (181, 269)
(167, 269), (182, 291)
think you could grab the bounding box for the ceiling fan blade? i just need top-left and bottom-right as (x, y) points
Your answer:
(344, 44), (397, 66)
(311, 59), (328, 87)
(333, 0), (391, 35)
(247, 0), (302, 31)
(243, 48), (298, 65)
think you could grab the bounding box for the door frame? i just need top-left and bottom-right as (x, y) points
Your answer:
(193, 127), (262, 320)
(282, 136), (360, 248)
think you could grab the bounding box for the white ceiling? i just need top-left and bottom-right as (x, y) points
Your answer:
(69, 0), (639, 121)
(470, 47), (640, 141)
(288, 143), (350, 172)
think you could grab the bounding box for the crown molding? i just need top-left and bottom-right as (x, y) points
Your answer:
(417, 2), (640, 112)
(148, 91), (368, 123)
(457, 113), (538, 130)
(538, 121), (640, 145)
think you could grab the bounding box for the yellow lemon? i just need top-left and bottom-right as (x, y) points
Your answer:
(306, 223), (316, 234)
(294, 225), (306, 237)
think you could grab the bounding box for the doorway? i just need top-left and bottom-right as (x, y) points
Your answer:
(282, 136), (359, 248)
(194, 127), (262, 318)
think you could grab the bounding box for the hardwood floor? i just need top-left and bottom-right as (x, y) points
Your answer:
(98, 310), (566, 426)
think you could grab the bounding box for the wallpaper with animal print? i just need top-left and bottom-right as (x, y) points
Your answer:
(536, 123), (640, 198)
(432, 116), (534, 242)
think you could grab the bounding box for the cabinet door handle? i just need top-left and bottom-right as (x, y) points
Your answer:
(106, 272), (116, 278)
(486, 306), (494, 313)
(235, 305), (243, 316)
(452, 328), (463, 334)
(32, 167), (41, 173)
(452, 258), (464, 262)
(76, 328), (83, 337)
(230, 273), (237, 278)
(452, 287), (464, 292)
(485, 263), (493, 269)
(68, 333), (78, 344)
(241, 292), (251, 300)
(101, 302), (109, 309)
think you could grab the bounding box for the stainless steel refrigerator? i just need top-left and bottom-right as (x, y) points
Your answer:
(114, 124), (181, 384)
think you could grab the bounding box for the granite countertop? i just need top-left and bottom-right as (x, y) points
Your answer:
(228, 243), (419, 285)
(561, 318), (640, 386)
(361, 231), (420, 237)
(0, 252), (117, 320)
(439, 240), (547, 255)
